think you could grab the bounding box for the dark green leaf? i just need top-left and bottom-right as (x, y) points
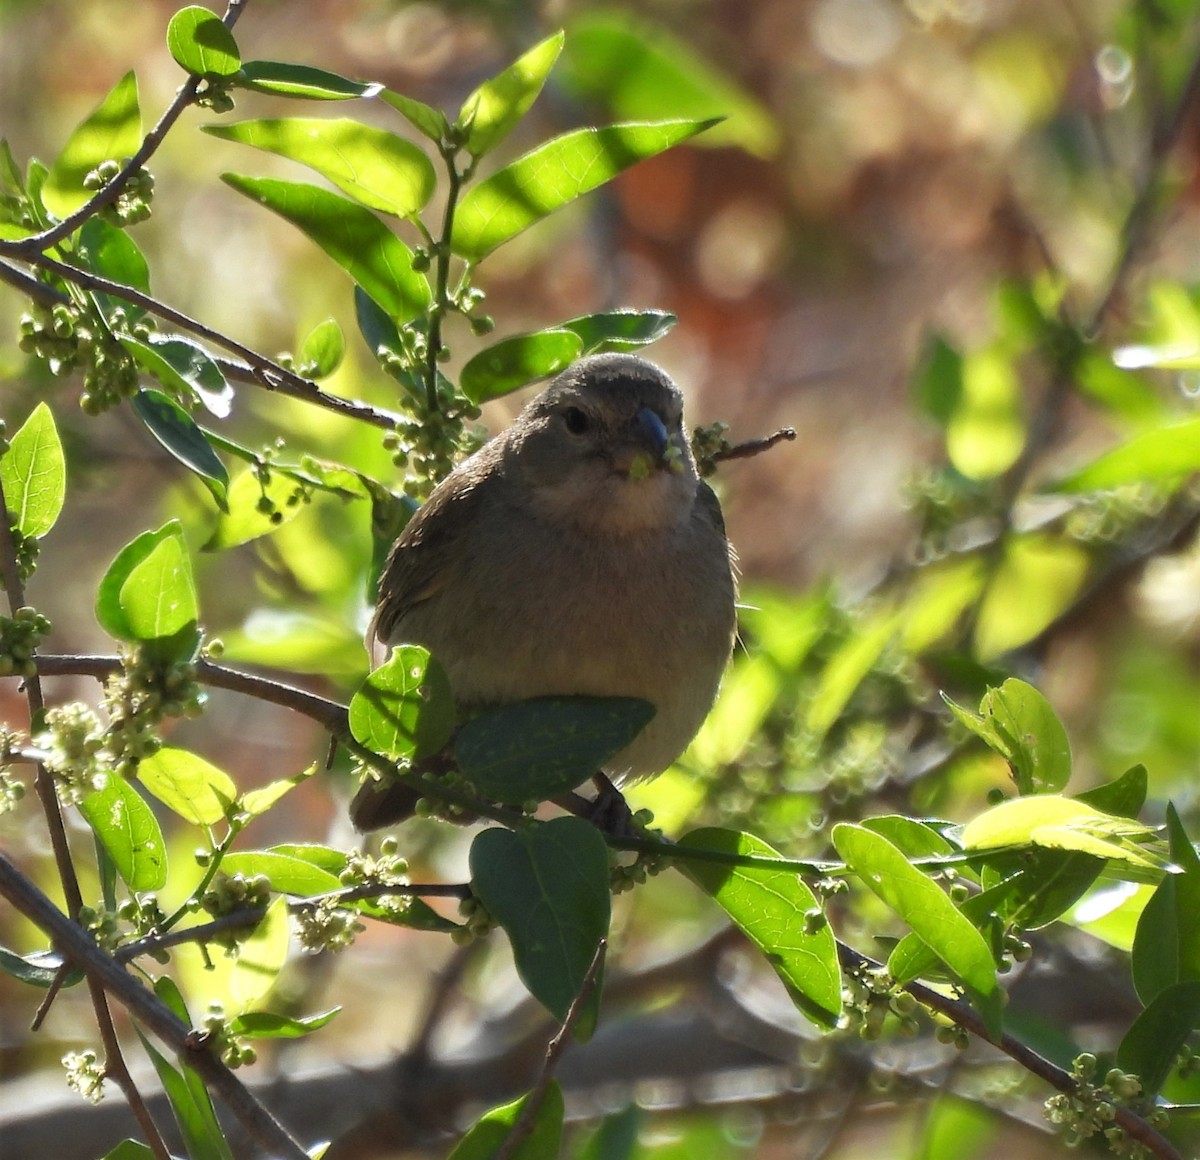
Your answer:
(354, 288), (425, 398)
(131, 390), (229, 509)
(78, 775), (167, 893)
(1076, 764), (1148, 818)
(297, 318), (345, 379)
(123, 333), (234, 417)
(458, 32), (564, 158)
(448, 1081), (564, 1160)
(456, 696), (655, 806)
(1118, 981), (1200, 1099)
(914, 336), (963, 427)
(560, 309), (676, 354)
(1054, 417), (1200, 493)
(1, 402), (66, 537)
(561, 13), (778, 158)
(205, 118), (435, 218)
(470, 818), (610, 1031)
(355, 895), (462, 933)
(574, 1105), (641, 1160)
(349, 645), (455, 761)
(459, 329), (583, 404)
(137, 746), (237, 826)
(680, 827), (842, 1028)
(229, 1007), (340, 1039)
(986, 849), (1107, 931)
(43, 71), (141, 217)
(452, 119), (719, 262)
(221, 174), (431, 323)
(833, 822), (1002, 1036)
(379, 89), (449, 142)
(0, 945), (83, 989)
(1132, 804), (1200, 1004)
(167, 6), (240, 78)
(237, 61), (379, 100)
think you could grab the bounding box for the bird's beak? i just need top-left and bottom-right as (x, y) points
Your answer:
(614, 407), (671, 479)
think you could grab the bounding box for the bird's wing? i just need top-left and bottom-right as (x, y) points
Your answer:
(695, 479), (727, 536)
(371, 462), (495, 648)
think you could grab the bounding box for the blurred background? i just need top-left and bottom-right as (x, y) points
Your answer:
(3, 0), (1200, 1157)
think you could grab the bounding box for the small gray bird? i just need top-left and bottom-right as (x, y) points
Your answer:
(351, 352), (737, 829)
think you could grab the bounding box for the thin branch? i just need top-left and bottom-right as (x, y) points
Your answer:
(492, 939), (608, 1160)
(0, 852), (311, 1160)
(837, 943), (1186, 1160)
(0, 0), (251, 256)
(711, 426), (797, 466)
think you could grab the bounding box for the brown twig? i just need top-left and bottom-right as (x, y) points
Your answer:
(711, 426), (796, 465)
(492, 938), (608, 1160)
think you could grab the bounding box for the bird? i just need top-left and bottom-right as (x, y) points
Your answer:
(350, 352), (737, 830)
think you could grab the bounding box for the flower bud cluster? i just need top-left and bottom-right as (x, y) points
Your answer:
(36, 702), (107, 804)
(201, 1003), (257, 1068)
(295, 899), (364, 954)
(0, 606), (50, 678)
(841, 961), (921, 1041)
(691, 421), (731, 478)
(1044, 1054), (1166, 1156)
(62, 1048), (107, 1104)
(452, 893), (495, 945)
(83, 160), (155, 227)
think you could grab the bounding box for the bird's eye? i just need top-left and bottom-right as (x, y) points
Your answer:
(562, 406), (590, 435)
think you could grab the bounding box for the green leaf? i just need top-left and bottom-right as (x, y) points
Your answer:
(166, 6), (240, 78)
(833, 822), (1002, 1036)
(0, 945), (82, 989)
(78, 775), (168, 893)
(1118, 981), (1200, 1099)
(240, 765), (316, 818)
(221, 851), (343, 896)
(354, 288), (426, 399)
(139, 989), (233, 1160)
(448, 1081), (564, 1160)
(945, 344), (1026, 481)
(98, 523), (184, 639)
(236, 61), (378, 100)
(123, 333), (234, 417)
(806, 609), (898, 737)
(227, 896), (289, 1013)
(43, 71), (142, 217)
(1132, 805), (1200, 1005)
(562, 13), (778, 158)
(680, 827), (842, 1028)
(914, 335), (963, 427)
(910, 1095), (996, 1160)
(470, 818), (610, 1031)
(203, 467), (309, 552)
(459, 329), (583, 404)
(101, 1142), (156, 1160)
(349, 645), (455, 761)
(131, 390), (229, 509)
(78, 217), (151, 295)
(205, 118), (435, 219)
(137, 746), (237, 826)
(560, 309), (676, 354)
(265, 843), (347, 875)
(960, 794), (1165, 871)
(229, 1007), (340, 1039)
(1077, 763), (1148, 818)
(118, 529), (199, 642)
(943, 678), (1071, 795)
(452, 119), (718, 261)
(456, 696), (656, 806)
(1054, 417), (1200, 493)
(221, 174), (431, 323)
(297, 318), (345, 378)
(379, 89), (449, 142)
(458, 32), (564, 158)
(1, 402), (66, 537)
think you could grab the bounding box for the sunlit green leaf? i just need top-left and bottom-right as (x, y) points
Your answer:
(1054, 417), (1200, 493)
(0, 402), (65, 537)
(456, 696), (655, 806)
(221, 174), (430, 323)
(297, 318), (345, 379)
(458, 32), (564, 158)
(131, 390), (229, 509)
(227, 896), (288, 1013)
(807, 609), (898, 737)
(379, 90), (449, 142)
(349, 645), (455, 761)
(123, 333), (234, 417)
(203, 467), (306, 551)
(470, 818), (609, 1033)
(43, 71), (141, 216)
(459, 329), (583, 403)
(241, 765), (316, 818)
(910, 1095), (996, 1160)
(560, 309), (676, 354)
(448, 1082), (564, 1160)
(78, 217), (151, 295)
(229, 1007), (340, 1039)
(237, 61), (379, 100)
(137, 747), (237, 826)
(681, 827), (842, 1028)
(206, 119), (435, 218)
(562, 13), (779, 158)
(138, 1021), (232, 1160)
(452, 119), (718, 261)
(945, 344), (1025, 481)
(833, 822), (1002, 1036)
(78, 775), (167, 893)
(167, 6), (240, 78)
(221, 851), (342, 896)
